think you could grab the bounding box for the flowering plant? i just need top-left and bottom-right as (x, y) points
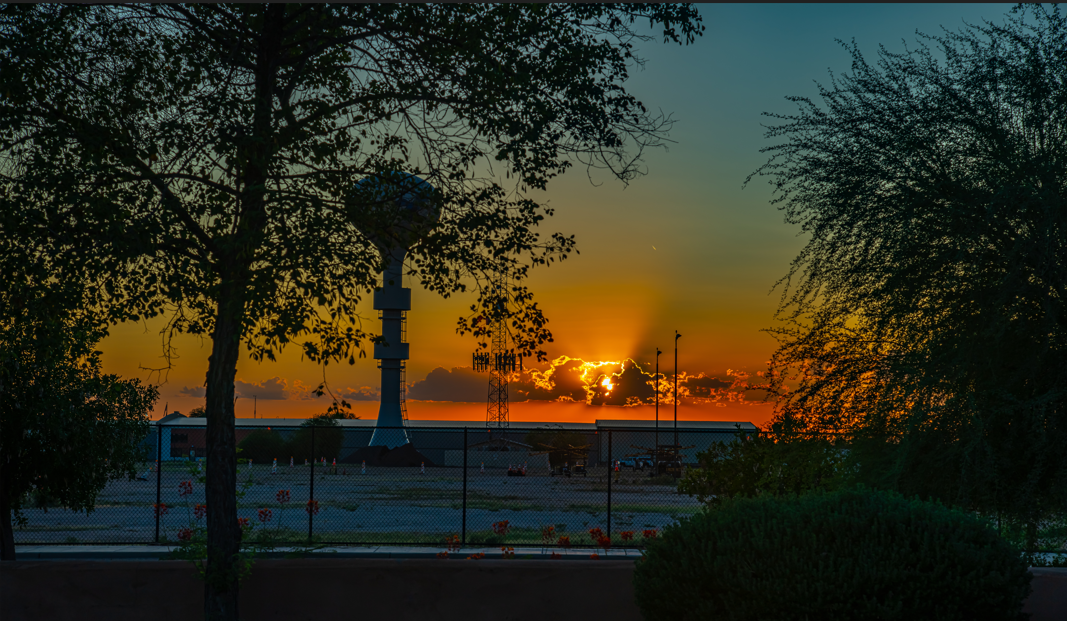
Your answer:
(445, 534), (462, 552)
(168, 476), (258, 590)
(257, 508), (272, 523)
(437, 551), (450, 559)
(642, 529), (658, 540)
(557, 535), (571, 548)
(491, 520), (511, 536)
(550, 552), (563, 559)
(619, 530), (635, 542)
(466, 552), (485, 560)
(590, 553), (600, 560)
(306, 499), (320, 516)
(276, 489), (290, 504)
(501, 546), (515, 560)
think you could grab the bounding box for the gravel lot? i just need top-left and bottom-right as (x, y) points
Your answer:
(14, 463), (699, 546)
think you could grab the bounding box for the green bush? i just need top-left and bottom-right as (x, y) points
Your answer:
(236, 430), (287, 464)
(289, 415), (343, 462)
(633, 488), (1032, 621)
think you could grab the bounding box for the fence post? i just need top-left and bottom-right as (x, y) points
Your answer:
(607, 430), (612, 540)
(461, 427), (468, 545)
(308, 425), (315, 542)
(155, 423), (162, 544)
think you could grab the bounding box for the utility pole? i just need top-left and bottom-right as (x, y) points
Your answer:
(655, 348), (661, 468)
(674, 331), (681, 448)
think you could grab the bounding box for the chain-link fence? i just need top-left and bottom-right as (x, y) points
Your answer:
(13, 424), (741, 549)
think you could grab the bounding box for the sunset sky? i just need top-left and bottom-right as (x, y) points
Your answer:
(97, 4), (1016, 427)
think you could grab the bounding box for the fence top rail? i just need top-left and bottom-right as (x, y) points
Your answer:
(158, 419), (758, 433)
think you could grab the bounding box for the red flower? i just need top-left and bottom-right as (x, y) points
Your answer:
(446, 534), (462, 552)
(177, 528), (193, 542)
(153, 503), (169, 517)
(276, 489), (290, 504)
(540, 525), (556, 544)
(466, 552), (485, 560)
(237, 517), (250, 528)
(557, 535), (571, 548)
(642, 529), (658, 540)
(194, 504), (207, 520)
(589, 553), (600, 560)
(588, 527), (604, 542)
(491, 520), (510, 536)
(619, 531), (635, 541)
(257, 508), (272, 523)
(178, 480), (193, 497)
(306, 499), (320, 516)
(437, 551), (449, 559)
(550, 552), (562, 559)
(597, 535), (612, 549)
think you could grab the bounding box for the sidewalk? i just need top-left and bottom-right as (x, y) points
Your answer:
(14, 544), (644, 561)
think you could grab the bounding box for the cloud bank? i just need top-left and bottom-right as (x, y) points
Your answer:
(407, 356), (770, 406)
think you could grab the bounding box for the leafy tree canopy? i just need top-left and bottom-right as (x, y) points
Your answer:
(0, 4), (703, 613)
(0, 290), (157, 560)
(747, 4), (1066, 534)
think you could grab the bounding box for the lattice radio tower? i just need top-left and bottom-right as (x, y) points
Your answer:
(473, 265), (521, 435)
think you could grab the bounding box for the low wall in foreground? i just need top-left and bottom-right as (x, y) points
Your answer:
(1, 560), (1064, 621)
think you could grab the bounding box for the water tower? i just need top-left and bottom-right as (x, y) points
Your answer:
(349, 172), (440, 449)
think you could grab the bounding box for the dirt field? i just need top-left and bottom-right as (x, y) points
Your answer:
(14, 463), (699, 546)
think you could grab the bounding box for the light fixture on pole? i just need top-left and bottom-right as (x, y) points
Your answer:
(674, 331), (681, 448)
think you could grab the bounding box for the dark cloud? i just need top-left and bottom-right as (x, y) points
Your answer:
(512, 357), (589, 403)
(589, 359), (659, 406)
(407, 366), (488, 402)
(404, 357), (765, 406)
(683, 374), (732, 398)
(179, 385), (206, 398)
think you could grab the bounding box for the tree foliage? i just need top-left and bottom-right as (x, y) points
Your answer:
(678, 422), (849, 508)
(747, 4), (1067, 539)
(0, 5), (703, 612)
(0, 293), (157, 560)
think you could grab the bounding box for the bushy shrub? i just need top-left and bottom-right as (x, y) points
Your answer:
(236, 430), (287, 464)
(634, 488), (1031, 621)
(289, 415), (343, 462)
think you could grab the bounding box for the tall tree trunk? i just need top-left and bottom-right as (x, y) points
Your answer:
(0, 457), (16, 561)
(203, 283), (244, 621)
(203, 9), (280, 618)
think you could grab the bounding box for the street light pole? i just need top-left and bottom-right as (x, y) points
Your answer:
(674, 331), (681, 448)
(655, 348), (662, 468)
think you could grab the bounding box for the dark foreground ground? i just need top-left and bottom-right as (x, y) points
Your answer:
(2, 559), (1065, 621)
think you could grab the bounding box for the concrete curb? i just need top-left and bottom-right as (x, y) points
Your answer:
(13, 544), (643, 561)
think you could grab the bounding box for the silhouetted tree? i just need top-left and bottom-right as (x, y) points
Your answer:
(0, 290), (157, 561)
(747, 5), (1066, 549)
(0, 5), (703, 616)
